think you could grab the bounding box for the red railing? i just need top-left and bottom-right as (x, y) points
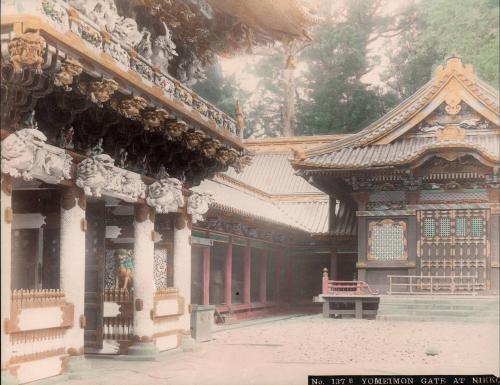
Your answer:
(322, 268), (378, 295)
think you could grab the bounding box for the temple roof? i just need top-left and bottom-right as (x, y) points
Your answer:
(294, 57), (500, 171)
(300, 133), (500, 170)
(207, 0), (322, 41)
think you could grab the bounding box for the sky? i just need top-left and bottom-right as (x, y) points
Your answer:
(219, 0), (408, 93)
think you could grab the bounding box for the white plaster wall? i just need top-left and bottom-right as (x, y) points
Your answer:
(173, 218), (191, 332)
(155, 334), (178, 352)
(155, 298), (180, 317)
(17, 307), (64, 331)
(15, 355), (64, 384)
(60, 202), (85, 352)
(133, 218), (155, 338)
(1, 185), (12, 369)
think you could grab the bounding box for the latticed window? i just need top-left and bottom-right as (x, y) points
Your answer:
(423, 218), (435, 238)
(368, 220), (407, 260)
(471, 217), (483, 237)
(439, 217), (451, 237)
(455, 217), (467, 237)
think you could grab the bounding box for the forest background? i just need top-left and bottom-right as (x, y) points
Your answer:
(192, 0), (499, 138)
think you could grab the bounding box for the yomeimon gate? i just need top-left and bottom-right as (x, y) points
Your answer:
(0, 0), (320, 383)
(294, 56), (500, 296)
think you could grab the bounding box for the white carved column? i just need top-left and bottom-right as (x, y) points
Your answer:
(131, 204), (156, 349)
(1, 175), (16, 385)
(60, 186), (88, 371)
(173, 213), (193, 345)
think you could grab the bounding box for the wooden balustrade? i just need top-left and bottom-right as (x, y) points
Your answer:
(154, 287), (179, 300)
(11, 289), (66, 308)
(321, 268), (378, 296)
(104, 288), (131, 302)
(388, 275), (481, 295)
(103, 317), (133, 340)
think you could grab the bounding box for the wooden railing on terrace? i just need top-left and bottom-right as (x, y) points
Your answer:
(11, 289), (66, 308)
(322, 268), (379, 296)
(388, 275), (483, 295)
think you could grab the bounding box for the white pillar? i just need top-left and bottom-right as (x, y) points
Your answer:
(173, 213), (192, 334)
(1, 175), (15, 383)
(60, 186), (86, 356)
(132, 204), (156, 342)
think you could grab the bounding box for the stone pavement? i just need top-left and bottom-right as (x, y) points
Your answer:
(33, 314), (499, 385)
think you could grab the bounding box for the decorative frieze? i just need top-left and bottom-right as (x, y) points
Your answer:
(76, 154), (146, 201)
(187, 191), (214, 223)
(146, 178), (184, 214)
(1, 129), (73, 184)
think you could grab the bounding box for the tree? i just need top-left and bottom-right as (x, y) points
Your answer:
(383, 0), (499, 99)
(297, 0), (399, 134)
(192, 61), (241, 117)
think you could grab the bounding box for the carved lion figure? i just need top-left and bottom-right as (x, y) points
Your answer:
(1, 129), (47, 179)
(54, 58), (83, 90)
(76, 154), (114, 197)
(110, 96), (148, 120)
(146, 178), (184, 214)
(78, 79), (119, 104)
(8, 31), (46, 74)
(141, 108), (169, 131)
(183, 130), (206, 150)
(187, 192), (214, 223)
(165, 121), (188, 139)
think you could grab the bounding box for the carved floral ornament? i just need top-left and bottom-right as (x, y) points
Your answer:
(7, 30), (46, 74)
(1, 129), (72, 184)
(187, 191), (214, 223)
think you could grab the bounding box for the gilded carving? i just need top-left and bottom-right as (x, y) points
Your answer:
(183, 130), (206, 150)
(141, 108), (169, 131)
(78, 78), (119, 105)
(8, 30), (46, 74)
(110, 96), (148, 120)
(165, 120), (188, 139)
(54, 58), (83, 91)
(201, 139), (221, 158)
(436, 125), (466, 141)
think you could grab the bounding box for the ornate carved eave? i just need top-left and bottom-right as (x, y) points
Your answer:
(187, 191), (214, 224)
(1, 2), (253, 185)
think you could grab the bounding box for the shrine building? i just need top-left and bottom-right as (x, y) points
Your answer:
(0, 0), (499, 384)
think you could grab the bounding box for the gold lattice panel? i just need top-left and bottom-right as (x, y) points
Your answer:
(417, 209), (489, 292)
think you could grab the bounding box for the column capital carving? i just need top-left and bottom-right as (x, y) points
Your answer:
(146, 178), (184, 214)
(187, 191), (214, 224)
(61, 186), (86, 211)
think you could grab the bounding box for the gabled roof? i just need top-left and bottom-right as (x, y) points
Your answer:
(295, 57), (499, 169)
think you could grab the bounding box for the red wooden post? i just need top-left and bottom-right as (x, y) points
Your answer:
(243, 242), (251, 304)
(322, 268), (329, 295)
(202, 246), (210, 305)
(223, 237), (232, 305)
(259, 249), (268, 304)
(274, 247), (281, 303)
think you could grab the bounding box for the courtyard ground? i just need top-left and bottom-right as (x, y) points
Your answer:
(40, 314), (499, 385)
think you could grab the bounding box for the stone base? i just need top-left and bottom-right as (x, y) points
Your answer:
(1, 370), (18, 385)
(180, 335), (196, 352)
(122, 342), (158, 361)
(66, 356), (92, 379)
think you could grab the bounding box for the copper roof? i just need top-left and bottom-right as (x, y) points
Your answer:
(300, 134), (500, 169)
(299, 57), (500, 162)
